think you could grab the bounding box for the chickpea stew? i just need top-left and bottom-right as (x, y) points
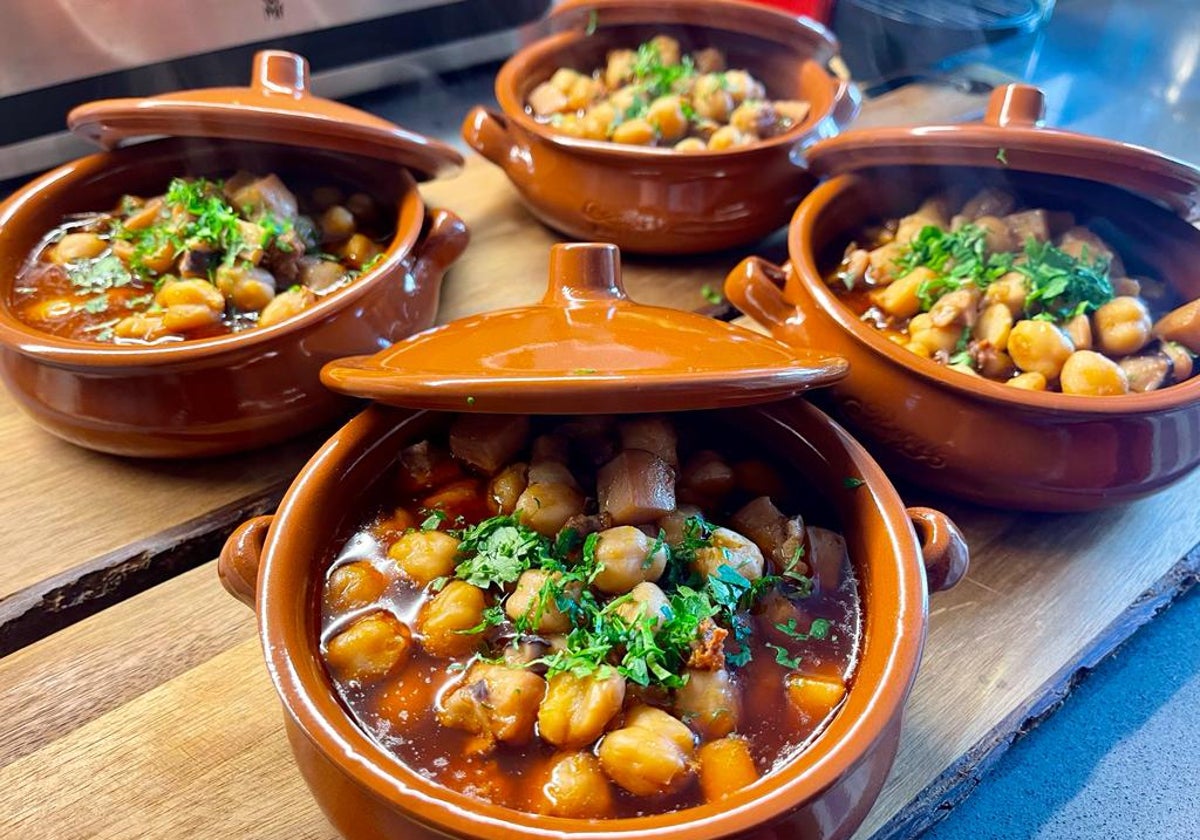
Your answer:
(526, 35), (811, 151)
(12, 172), (392, 344)
(320, 413), (861, 819)
(828, 188), (1200, 395)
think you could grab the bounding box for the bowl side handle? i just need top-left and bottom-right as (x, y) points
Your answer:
(907, 507), (969, 593)
(725, 255), (796, 331)
(413, 208), (470, 284)
(462, 106), (519, 168)
(218, 515), (274, 608)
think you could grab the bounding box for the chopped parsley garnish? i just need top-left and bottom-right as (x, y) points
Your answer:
(420, 510), (448, 531)
(775, 616), (832, 641)
(78, 295), (110, 314)
(631, 42), (696, 100)
(452, 516), (554, 590)
(65, 254), (134, 294)
(895, 223), (1115, 324)
(842, 476), (865, 489)
(996, 147), (1009, 166)
(700, 283), (724, 306)
(585, 9), (599, 35)
(1017, 239), (1113, 322)
(766, 643), (802, 669)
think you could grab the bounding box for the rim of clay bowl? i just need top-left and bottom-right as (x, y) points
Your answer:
(789, 173), (1200, 418)
(0, 138), (424, 368)
(260, 402), (928, 840)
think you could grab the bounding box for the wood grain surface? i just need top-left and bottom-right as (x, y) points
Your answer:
(1, 469), (1196, 839)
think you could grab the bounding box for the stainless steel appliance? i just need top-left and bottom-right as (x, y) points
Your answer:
(0, 0), (550, 178)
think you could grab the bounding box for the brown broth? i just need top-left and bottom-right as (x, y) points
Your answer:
(318, 419), (861, 819)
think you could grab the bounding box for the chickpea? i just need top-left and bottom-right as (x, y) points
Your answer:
(675, 668), (740, 739)
(984, 272), (1029, 317)
(505, 569), (580, 634)
(1059, 350), (1130, 396)
(487, 462), (528, 515)
(162, 303), (222, 332)
(870, 266), (934, 319)
(908, 312), (961, 355)
(698, 737), (758, 803)
(1064, 312), (1093, 351)
(528, 82), (569, 117)
(707, 125), (749, 151)
(549, 67), (582, 93)
(979, 349), (1016, 381)
(155, 278), (225, 311)
(624, 705), (696, 754)
(612, 581), (670, 629)
(722, 69), (764, 103)
(538, 671), (626, 749)
(582, 102), (617, 140)
(113, 313), (170, 342)
(593, 525), (669, 594)
(729, 101), (772, 138)
(319, 205), (356, 242)
(215, 264), (276, 311)
(566, 75), (603, 111)
(1153, 299), (1200, 354)
(1006, 371), (1048, 390)
(324, 611), (412, 682)
(540, 753), (614, 818)
(605, 49), (636, 89)
(975, 303), (1014, 351)
(1007, 319), (1075, 380)
(416, 580), (488, 658)
(437, 662), (546, 747)
(649, 34), (682, 66)
(513, 481), (585, 536)
(20, 297), (74, 322)
(674, 137), (707, 152)
(1089, 296), (1151, 357)
(258, 286), (316, 328)
(692, 74), (732, 122)
(693, 527), (765, 582)
(598, 708), (694, 796)
(324, 561), (387, 611)
(905, 340), (933, 359)
(388, 530), (460, 586)
(50, 232), (107, 264)
(611, 118), (656, 146)
(122, 198), (164, 231)
(646, 95), (688, 143)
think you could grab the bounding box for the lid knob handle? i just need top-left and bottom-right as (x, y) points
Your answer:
(985, 84), (1045, 128)
(254, 50), (309, 98)
(542, 243), (628, 305)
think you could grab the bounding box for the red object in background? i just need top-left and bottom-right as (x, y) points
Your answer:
(747, 0), (833, 25)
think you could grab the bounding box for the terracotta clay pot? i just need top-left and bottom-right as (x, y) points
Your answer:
(725, 85), (1200, 511)
(0, 138), (468, 457)
(219, 400), (967, 840)
(462, 0), (859, 254)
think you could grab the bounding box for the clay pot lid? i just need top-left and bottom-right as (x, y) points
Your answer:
(807, 83), (1200, 220)
(321, 242), (848, 413)
(67, 50), (462, 181)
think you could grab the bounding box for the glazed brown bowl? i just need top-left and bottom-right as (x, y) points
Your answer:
(726, 165), (1200, 511)
(0, 137), (468, 457)
(462, 0), (859, 254)
(218, 400), (967, 840)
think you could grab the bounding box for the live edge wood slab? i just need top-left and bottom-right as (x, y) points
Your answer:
(3, 80), (1198, 840)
